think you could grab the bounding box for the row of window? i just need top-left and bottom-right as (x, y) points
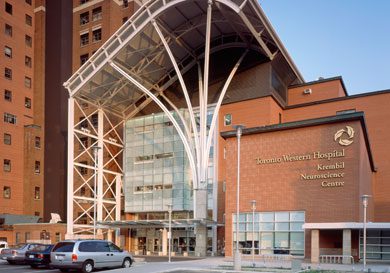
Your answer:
(3, 159), (41, 173)
(80, 28), (102, 46)
(4, 91), (32, 108)
(5, 2), (33, 25)
(3, 186), (40, 200)
(4, 23), (33, 46)
(4, 68), (32, 87)
(15, 231), (62, 245)
(4, 46), (32, 67)
(79, 0), (128, 8)
(3, 133), (40, 148)
(80, 7), (102, 25)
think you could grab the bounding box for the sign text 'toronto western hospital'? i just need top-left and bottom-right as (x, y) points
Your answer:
(254, 149), (345, 165)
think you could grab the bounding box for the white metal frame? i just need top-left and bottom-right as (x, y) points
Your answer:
(65, 0), (303, 238)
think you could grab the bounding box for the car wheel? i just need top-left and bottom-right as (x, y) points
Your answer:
(7, 261), (15, 265)
(59, 269), (69, 272)
(30, 265), (38, 269)
(122, 257), (132, 268)
(82, 260), (94, 273)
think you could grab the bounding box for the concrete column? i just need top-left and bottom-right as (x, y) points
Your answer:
(311, 229), (320, 263)
(342, 229), (352, 264)
(162, 228), (168, 256)
(107, 229), (113, 242)
(194, 189), (208, 257)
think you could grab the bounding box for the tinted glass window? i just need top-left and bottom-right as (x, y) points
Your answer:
(79, 242), (97, 252)
(52, 242), (75, 252)
(95, 242), (109, 252)
(108, 243), (121, 252)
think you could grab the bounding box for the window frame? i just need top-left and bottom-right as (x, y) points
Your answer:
(25, 76), (32, 88)
(80, 11), (89, 25)
(35, 161), (41, 174)
(25, 97), (32, 109)
(224, 113), (232, 126)
(5, 67), (12, 80)
(5, 24), (12, 36)
(4, 89), (12, 102)
(4, 46), (12, 58)
(5, 2), (12, 15)
(4, 112), (16, 124)
(92, 28), (102, 43)
(34, 186), (40, 200)
(3, 186), (11, 199)
(3, 159), (11, 172)
(25, 35), (32, 47)
(25, 14), (32, 26)
(35, 136), (41, 149)
(4, 133), (11, 145)
(80, 33), (89, 46)
(92, 7), (102, 21)
(25, 56), (32, 68)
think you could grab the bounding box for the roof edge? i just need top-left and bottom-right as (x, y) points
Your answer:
(221, 111), (376, 172)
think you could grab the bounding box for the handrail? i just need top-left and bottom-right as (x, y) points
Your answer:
(319, 255), (355, 269)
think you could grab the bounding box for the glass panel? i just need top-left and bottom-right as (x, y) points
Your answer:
(260, 212), (274, 222)
(274, 232), (289, 248)
(290, 211), (305, 221)
(260, 232), (273, 249)
(275, 212), (289, 222)
(275, 222), (289, 231)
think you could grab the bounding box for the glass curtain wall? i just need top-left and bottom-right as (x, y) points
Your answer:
(360, 229), (390, 260)
(233, 211), (305, 256)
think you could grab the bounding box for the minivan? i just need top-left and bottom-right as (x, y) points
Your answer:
(50, 240), (133, 273)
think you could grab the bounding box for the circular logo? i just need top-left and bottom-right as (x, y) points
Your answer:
(334, 126), (354, 146)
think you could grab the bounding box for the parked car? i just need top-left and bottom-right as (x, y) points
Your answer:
(0, 241), (9, 253)
(1, 243), (44, 264)
(50, 240), (133, 273)
(25, 244), (54, 268)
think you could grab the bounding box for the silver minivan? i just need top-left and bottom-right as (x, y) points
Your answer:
(50, 240), (133, 273)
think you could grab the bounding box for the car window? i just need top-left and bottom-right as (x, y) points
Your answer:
(95, 242), (110, 252)
(108, 243), (121, 252)
(31, 245), (46, 251)
(52, 242), (75, 252)
(79, 242), (97, 252)
(28, 244), (41, 250)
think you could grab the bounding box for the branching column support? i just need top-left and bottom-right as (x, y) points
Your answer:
(66, 97), (75, 238)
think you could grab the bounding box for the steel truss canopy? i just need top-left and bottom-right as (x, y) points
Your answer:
(64, 0), (303, 117)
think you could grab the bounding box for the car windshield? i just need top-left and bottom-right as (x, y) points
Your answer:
(52, 242), (75, 252)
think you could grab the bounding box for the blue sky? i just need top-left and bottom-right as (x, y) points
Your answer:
(260, 0), (390, 95)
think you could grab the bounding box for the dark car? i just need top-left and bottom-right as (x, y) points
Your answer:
(25, 244), (54, 268)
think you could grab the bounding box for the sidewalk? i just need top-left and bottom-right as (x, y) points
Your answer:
(114, 256), (390, 273)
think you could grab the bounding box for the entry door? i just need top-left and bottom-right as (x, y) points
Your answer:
(147, 238), (154, 253)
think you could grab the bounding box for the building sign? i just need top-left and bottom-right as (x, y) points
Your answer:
(254, 126), (356, 188)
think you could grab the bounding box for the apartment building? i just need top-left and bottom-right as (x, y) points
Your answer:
(0, 0), (44, 241)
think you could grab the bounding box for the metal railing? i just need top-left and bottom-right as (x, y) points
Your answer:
(319, 255), (355, 265)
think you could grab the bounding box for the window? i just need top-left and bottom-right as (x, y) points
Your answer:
(92, 7), (102, 21)
(80, 54), (89, 65)
(5, 68), (12, 80)
(35, 136), (41, 148)
(25, 0), (32, 5)
(40, 230), (50, 240)
(25, 14), (32, 26)
(5, 24), (12, 36)
(4, 90), (12, 102)
(123, 0), (128, 8)
(80, 33), (89, 46)
(25, 35), (32, 47)
(25, 232), (30, 242)
(79, 137), (88, 150)
(122, 17), (128, 24)
(80, 12), (89, 25)
(80, 0), (89, 4)
(34, 211), (40, 216)
(55, 232), (61, 242)
(15, 233), (20, 244)
(4, 133), (11, 145)
(4, 113), (16, 124)
(25, 97), (31, 109)
(3, 159), (11, 172)
(92, 29), (102, 42)
(4, 46), (12, 58)
(3, 186), (11, 199)
(224, 114), (232, 126)
(79, 162), (88, 175)
(25, 56), (32, 67)
(80, 187), (86, 196)
(34, 187), (40, 199)
(5, 2), (12, 15)
(91, 113), (98, 127)
(35, 161), (40, 174)
(79, 117), (88, 129)
(25, 77), (32, 88)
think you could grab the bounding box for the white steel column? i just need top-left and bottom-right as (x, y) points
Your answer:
(66, 97), (75, 238)
(97, 109), (104, 233)
(115, 174), (121, 221)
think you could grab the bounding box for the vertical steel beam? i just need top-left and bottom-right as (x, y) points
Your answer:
(115, 174), (121, 221)
(97, 109), (104, 225)
(66, 97), (75, 238)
